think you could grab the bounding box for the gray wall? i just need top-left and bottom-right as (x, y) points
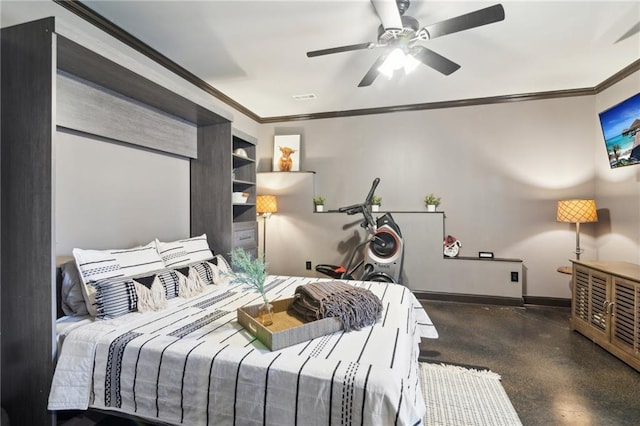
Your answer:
(256, 95), (609, 299)
(55, 130), (190, 254)
(23, 1), (636, 300)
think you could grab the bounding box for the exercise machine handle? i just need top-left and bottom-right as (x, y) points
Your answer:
(337, 178), (380, 229)
(338, 178), (380, 214)
(364, 177), (380, 205)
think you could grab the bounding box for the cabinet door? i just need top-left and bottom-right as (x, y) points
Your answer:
(611, 277), (640, 357)
(573, 265), (610, 339)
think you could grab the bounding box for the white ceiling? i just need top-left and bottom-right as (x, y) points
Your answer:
(2, 1), (640, 119)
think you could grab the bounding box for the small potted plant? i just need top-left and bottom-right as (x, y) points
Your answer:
(227, 248), (272, 325)
(313, 196), (326, 212)
(424, 193), (441, 212)
(371, 195), (382, 212)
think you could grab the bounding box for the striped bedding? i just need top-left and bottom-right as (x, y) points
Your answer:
(49, 276), (438, 425)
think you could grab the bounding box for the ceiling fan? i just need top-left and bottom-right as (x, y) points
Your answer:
(306, 0), (505, 87)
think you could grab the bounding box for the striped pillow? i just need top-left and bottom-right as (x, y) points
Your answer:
(154, 269), (182, 299)
(72, 241), (165, 316)
(155, 234), (214, 268)
(94, 272), (170, 319)
(190, 255), (232, 286)
(73, 241), (165, 284)
(94, 278), (138, 319)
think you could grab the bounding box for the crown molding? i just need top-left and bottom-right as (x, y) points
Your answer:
(594, 58), (640, 93)
(54, 1), (640, 125)
(260, 87), (597, 123)
(53, 0), (261, 123)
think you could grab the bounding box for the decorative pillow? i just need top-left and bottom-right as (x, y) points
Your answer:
(155, 234), (214, 268)
(60, 260), (89, 316)
(73, 241), (165, 316)
(209, 255), (232, 285)
(94, 273), (168, 319)
(73, 241), (165, 283)
(154, 269), (182, 300)
(174, 265), (207, 298)
(94, 278), (137, 319)
(187, 255), (232, 287)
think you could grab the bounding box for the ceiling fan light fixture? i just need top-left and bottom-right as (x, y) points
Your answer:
(378, 48), (419, 79)
(403, 52), (420, 74)
(378, 48), (405, 78)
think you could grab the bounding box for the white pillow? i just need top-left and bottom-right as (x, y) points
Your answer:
(155, 234), (214, 268)
(72, 241), (165, 316)
(73, 241), (165, 283)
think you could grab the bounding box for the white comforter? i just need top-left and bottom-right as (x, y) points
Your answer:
(49, 276), (438, 425)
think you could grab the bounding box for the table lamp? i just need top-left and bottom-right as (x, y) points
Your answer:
(256, 195), (278, 261)
(557, 199), (598, 260)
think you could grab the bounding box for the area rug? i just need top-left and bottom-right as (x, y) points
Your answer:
(420, 362), (522, 426)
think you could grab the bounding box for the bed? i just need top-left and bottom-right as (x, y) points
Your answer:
(49, 271), (437, 426)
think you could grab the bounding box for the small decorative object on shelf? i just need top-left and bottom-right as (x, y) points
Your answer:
(443, 235), (461, 257)
(233, 147), (248, 158)
(371, 195), (382, 212)
(232, 192), (249, 204)
(424, 193), (441, 212)
(313, 196), (326, 212)
(227, 248), (272, 325)
(273, 135), (301, 171)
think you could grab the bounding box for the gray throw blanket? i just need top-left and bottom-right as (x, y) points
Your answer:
(289, 281), (383, 332)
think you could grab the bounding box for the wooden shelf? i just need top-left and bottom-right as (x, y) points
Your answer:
(257, 170), (316, 174)
(445, 256), (523, 263)
(316, 210), (446, 214)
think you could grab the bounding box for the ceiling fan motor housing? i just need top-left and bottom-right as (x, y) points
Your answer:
(378, 15), (419, 43)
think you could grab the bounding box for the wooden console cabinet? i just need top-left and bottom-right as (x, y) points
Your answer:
(571, 260), (640, 371)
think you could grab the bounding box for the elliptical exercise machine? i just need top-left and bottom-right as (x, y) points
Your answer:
(315, 178), (405, 283)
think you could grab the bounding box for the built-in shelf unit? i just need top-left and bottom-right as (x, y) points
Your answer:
(1, 18), (252, 424)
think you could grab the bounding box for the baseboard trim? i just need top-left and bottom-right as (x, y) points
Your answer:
(413, 291), (524, 307)
(413, 291), (571, 308)
(523, 296), (571, 308)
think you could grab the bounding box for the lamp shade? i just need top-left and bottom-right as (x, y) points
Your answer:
(257, 195), (278, 214)
(557, 199), (598, 223)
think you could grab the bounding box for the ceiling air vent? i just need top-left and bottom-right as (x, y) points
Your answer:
(292, 93), (317, 101)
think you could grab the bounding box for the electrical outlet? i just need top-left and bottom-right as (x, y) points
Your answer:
(306, 261), (312, 270)
(511, 271), (519, 282)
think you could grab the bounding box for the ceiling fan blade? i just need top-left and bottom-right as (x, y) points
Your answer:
(371, 0), (403, 31)
(422, 4), (505, 40)
(412, 46), (460, 76)
(307, 42), (373, 58)
(615, 21), (640, 44)
(358, 55), (387, 87)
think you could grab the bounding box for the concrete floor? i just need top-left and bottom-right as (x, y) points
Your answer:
(419, 300), (640, 425)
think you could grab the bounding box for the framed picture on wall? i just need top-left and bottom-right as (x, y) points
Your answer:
(273, 135), (300, 172)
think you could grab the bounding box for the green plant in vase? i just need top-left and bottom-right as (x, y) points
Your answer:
(424, 193), (441, 212)
(227, 248), (272, 325)
(313, 196), (326, 212)
(371, 195), (382, 212)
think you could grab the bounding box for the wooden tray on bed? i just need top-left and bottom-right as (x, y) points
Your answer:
(237, 297), (342, 350)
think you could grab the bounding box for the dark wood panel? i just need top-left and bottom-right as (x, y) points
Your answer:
(1, 18), (56, 426)
(57, 72), (198, 158)
(191, 123), (233, 258)
(56, 35), (231, 126)
(53, 0), (258, 123)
